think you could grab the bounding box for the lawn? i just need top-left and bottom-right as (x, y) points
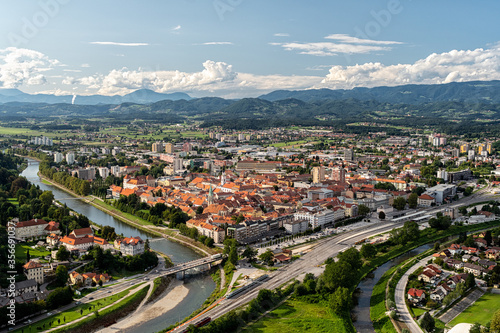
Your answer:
(7, 197), (19, 206)
(241, 298), (353, 333)
(15, 243), (51, 261)
(12, 288), (132, 333)
(449, 292), (500, 326)
(90, 198), (155, 227)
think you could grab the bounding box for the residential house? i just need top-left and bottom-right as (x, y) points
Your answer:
(407, 288), (426, 303)
(23, 261), (44, 284)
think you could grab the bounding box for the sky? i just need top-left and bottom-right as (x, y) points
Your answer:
(0, 0), (500, 98)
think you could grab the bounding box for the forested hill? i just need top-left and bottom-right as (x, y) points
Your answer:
(259, 80), (500, 104)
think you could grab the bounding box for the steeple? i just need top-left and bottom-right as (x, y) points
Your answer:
(208, 186), (214, 205)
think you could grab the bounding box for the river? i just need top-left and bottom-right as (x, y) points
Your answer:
(21, 159), (216, 332)
(352, 243), (433, 333)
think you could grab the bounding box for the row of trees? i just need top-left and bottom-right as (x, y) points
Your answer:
(39, 161), (91, 196)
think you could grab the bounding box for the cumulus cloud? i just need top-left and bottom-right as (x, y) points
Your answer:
(76, 60), (237, 95)
(0, 47), (59, 88)
(89, 41), (149, 46)
(321, 44), (500, 88)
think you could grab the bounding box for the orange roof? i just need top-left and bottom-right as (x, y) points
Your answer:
(23, 261), (42, 270)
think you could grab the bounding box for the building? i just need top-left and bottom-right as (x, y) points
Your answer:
(423, 184), (457, 204)
(98, 167), (110, 179)
(331, 166), (345, 183)
(460, 143), (470, 154)
(173, 158), (183, 172)
(14, 219), (49, 241)
(111, 165), (121, 177)
(448, 169), (473, 183)
(293, 208), (340, 229)
(437, 169), (448, 182)
(76, 167), (96, 180)
(116, 237), (145, 256)
(182, 142), (192, 152)
(165, 143), (174, 153)
(54, 152), (63, 163)
(468, 149), (475, 160)
(311, 166), (326, 183)
(283, 219), (308, 234)
(66, 152), (75, 165)
(23, 261), (44, 284)
(417, 194), (435, 207)
(152, 142), (164, 153)
(344, 149), (354, 161)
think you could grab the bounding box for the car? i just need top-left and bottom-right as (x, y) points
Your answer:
(75, 301), (81, 305)
(107, 290), (112, 293)
(89, 297), (94, 300)
(24, 319), (32, 324)
(47, 312), (53, 316)
(144, 277), (150, 280)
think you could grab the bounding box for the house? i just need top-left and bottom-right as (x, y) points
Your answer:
(92, 273), (111, 285)
(14, 279), (38, 296)
(407, 288), (426, 303)
(445, 258), (463, 270)
(14, 219), (49, 241)
(69, 271), (84, 286)
(23, 261), (44, 284)
(463, 263), (488, 277)
(448, 244), (463, 255)
(59, 235), (95, 251)
(417, 194), (436, 207)
(69, 227), (93, 239)
(418, 269), (438, 285)
(485, 249), (499, 260)
(430, 289), (446, 302)
(116, 237), (145, 256)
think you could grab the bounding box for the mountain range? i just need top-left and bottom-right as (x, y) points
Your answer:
(0, 88), (191, 105)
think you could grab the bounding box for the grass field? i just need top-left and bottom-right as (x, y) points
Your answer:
(90, 198), (155, 227)
(241, 298), (353, 333)
(12, 288), (132, 333)
(7, 197), (19, 206)
(15, 242), (51, 261)
(449, 292), (500, 326)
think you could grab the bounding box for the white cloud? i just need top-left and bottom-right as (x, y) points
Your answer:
(0, 47), (59, 88)
(89, 41), (149, 46)
(324, 34), (403, 45)
(271, 41), (389, 56)
(320, 44), (500, 88)
(76, 60), (237, 95)
(63, 69), (82, 73)
(81, 63), (90, 68)
(172, 25), (181, 31)
(272, 33), (400, 56)
(202, 42), (233, 45)
(273, 33), (290, 37)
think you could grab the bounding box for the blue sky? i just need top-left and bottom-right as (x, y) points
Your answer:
(1, 0), (500, 98)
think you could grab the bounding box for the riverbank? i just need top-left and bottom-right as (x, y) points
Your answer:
(99, 279), (190, 333)
(36, 170), (214, 256)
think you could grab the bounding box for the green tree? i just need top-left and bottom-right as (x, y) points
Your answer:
(26, 249), (30, 263)
(228, 246), (238, 265)
(491, 309), (500, 332)
(242, 246), (257, 261)
(358, 204), (370, 216)
(408, 193), (418, 209)
(55, 265), (69, 287)
(56, 246), (70, 261)
(420, 312), (435, 332)
(338, 247), (362, 270)
(393, 197), (407, 211)
(259, 249), (274, 266)
(360, 243), (377, 259)
(469, 323), (482, 333)
(39, 191), (54, 207)
(322, 260), (356, 290)
(329, 287), (351, 314)
(465, 273), (476, 289)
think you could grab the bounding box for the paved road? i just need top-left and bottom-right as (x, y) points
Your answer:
(394, 256), (433, 333)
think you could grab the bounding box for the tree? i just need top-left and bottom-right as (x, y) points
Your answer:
(228, 246), (238, 265)
(55, 265), (69, 287)
(242, 246), (257, 261)
(408, 193), (418, 209)
(485, 230), (493, 246)
(322, 260), (356, 290)
(469, 323), (482, 333)
(491, 309), (500, 332)
(56, 246), (70, 261)
(429, 215), (452, 230)
(39, 191), (54, 207)
(26, 249), (30, 263)
(45, 287), (73, 309)
(338, 247), (362, 270)
(420, 312), (435, 332)
(465, 273), (476, 289)
(360, 243), (377, 259)
(329, 287), (351, 314)
(259, 250), (274, 266)
(393, 197), (407, 211)
(358, 204), (370, 216)
(379, 211), (386, 220)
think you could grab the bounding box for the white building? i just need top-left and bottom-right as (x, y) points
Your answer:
(294, 208), (341, 229)
(23, 261), (44, 284)
(54, 152), (63, 163)
(284, 219), (309, 234)
(173, 158), (183, 172)
(98, 167), (110, 179)
(116, 237), (145, 256)
(423, 184), (457, 204)
(14, 219), (49, 241)
(111, 165), (121, 177)
(66, 152), (75, 165)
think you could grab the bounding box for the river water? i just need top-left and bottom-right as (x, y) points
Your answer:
(352, 243), (433, 333)
(21, 159), (215, 332)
